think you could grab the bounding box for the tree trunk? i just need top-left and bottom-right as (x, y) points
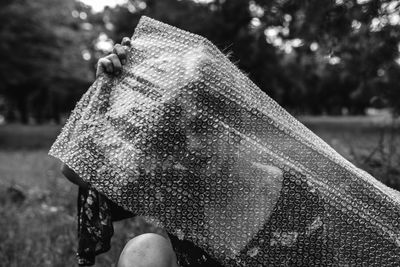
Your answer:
(16, 97), (28, 124)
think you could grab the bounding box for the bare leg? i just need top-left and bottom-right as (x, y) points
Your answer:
(117, 233), (179, 267)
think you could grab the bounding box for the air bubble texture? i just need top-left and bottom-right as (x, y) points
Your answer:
(50, 16), (400, 266)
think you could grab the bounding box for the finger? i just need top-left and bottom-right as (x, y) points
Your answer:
(121, 37), (131, 46)
(106, 53), (122, 75)
(113, 44), (128, 65)
(96, 58), (113, 78)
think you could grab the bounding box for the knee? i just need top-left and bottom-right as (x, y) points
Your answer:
(117, 233), (177, 267)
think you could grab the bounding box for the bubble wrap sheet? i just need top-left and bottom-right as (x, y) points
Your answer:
(50, 16), (400, 266)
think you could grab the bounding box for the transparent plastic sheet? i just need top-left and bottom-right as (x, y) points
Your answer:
(49, 16), (400, 266)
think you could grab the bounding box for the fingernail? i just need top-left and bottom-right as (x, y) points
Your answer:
(121, 59), (126, 65)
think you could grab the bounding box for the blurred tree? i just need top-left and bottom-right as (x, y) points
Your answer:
(0, 0), (100, 123)
(0, 0), (399, 122)
(104, 0), (400, 115)
(254, 0), (400, 114)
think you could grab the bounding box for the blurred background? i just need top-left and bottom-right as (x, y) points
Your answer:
(0, 0), (399, 266)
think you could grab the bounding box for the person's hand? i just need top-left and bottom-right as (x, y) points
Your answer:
(96, 37), (131, 78)
(63, 38), (132, 189)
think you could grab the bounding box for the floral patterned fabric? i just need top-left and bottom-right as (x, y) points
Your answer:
(77, 186), (131, 266)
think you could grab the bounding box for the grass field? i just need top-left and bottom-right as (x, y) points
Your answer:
(0, 150), (155, 266)
(1, 118), (399, 266)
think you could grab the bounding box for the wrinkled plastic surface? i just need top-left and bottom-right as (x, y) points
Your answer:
(50, 16), (400, 266)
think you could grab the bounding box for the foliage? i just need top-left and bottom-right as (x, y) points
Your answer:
(253, 0), (400, 114)
(0, 0), (399, 123)
(106, 0), (400, 115)
(0, 0), (100, 123)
